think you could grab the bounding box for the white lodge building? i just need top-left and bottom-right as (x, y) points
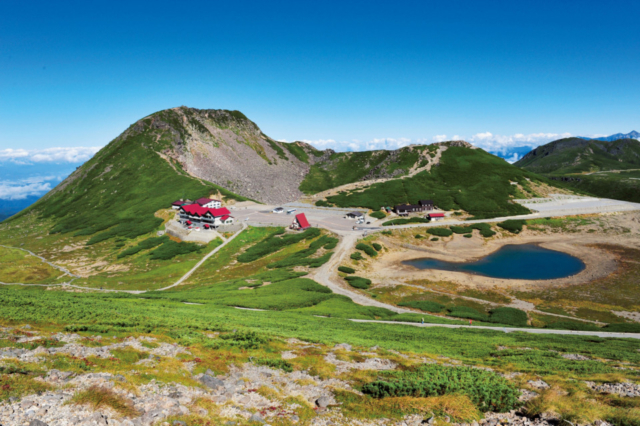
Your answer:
(179, 204), (235, 228)
(195, 198), (222, 209)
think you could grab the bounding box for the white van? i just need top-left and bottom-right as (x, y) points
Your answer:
(286, 209), (297, 215)
(272, 207), (284, 214)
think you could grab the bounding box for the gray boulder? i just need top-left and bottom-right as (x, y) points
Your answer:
(29, 421), (48, 426)
(316, 396), (331, 408)
(200, 374), (225, 389)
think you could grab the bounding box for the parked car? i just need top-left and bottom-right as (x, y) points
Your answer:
(286, 209), (297, 215)
(272, 207), (284, 214)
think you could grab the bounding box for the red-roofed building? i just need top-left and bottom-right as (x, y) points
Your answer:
(195, 198), (222, 208)
(428, 213), (445, 221)
(291, 213), (311, 230)
(179, 204), (234, 228)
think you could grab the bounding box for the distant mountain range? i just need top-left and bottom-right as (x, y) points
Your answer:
(580, 131), (640, 142)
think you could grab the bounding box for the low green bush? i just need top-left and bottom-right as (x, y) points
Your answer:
(370, 211), (386, 219)
(448, 306), (489, 321)
(355, 243), (377, 257)
(604, 323), (640, 333)
(350, 252), (363, 261)
(381, 230), (392, 236)
(450, 223), (496, 237)
(315, 200), (331, 207)
(463, 234), (472, 238)
(430, 238), (439, 241)
(344, 276), (372, 289)
(382, 217), (430, 226)
(338, 266), (356, 274)
(489, 307), (528, 326)
(427, 228), (453, 237)
(238, 228), (321, 263)
(361, 364), (521, 413)
(149, 240), (202, 260)
(253, 358), (293, 372)
(372, 243), (382, 251)
(498, 220), (526, 234)
(545, 321), (601, 331)
(414, 234), (423, 239)
(398, 300), (444, 313)
(117, 236), (167, 259)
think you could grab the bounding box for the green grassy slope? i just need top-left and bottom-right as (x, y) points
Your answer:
(299, 145), (436, 194)
(8, 111), (247, 245)
(515, 138), (640, 175)
(322, 146), (555, 219)
(552, 171), (640, 203)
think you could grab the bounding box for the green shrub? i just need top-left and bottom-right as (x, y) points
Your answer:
(381, 230), (392, 236)
(355, 243), (377, 257)
(338, 266), (356, 274)
(498, 220), (526, 234)
(372, 243), (382, 251)
(604, 323), (640, 333)
(489, 307), (528, 326)
(415, 234), (423, 239)
(148, 240), (202, 260)
(450, 223), (496, 237)
(117, 236), (167, 258)
(370, 211), (386, 219)
(382, 217), (429, 226)
(315, 200), (331, 207)
(361, 364), (521, 413)
(448, 306), (488, 321)
(238, 228), (321, 263)
(398, 300), (444, 313)
(427, 228), (453, 237)
(253, 358), (293, 372)
(350, 252), (363, 261)
(344, 276), (372, 289)
(545, 321), (601, 331)
(463, 234), (472, 238)
(430, 238), (439, 241)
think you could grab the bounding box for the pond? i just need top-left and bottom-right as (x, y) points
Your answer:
(403, 244), (585, 280)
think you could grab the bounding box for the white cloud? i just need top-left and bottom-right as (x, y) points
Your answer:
(0, 146), (101, 164)
(0, 176), (61, 200)
(296, 131), (571, 154)
(466, 132), (572, 155)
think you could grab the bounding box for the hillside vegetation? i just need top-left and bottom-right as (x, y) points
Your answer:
(321, 146), (557, 219)
(515, 138), (640, 175)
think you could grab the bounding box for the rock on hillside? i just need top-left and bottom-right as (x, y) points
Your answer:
(124, 107), (323, 204)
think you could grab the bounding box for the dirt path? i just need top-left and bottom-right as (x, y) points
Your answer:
(157, 223), (246, 291)
(0, 244), (80, 279)
(307, 231), (414, 314)
(0, 224), (247, 294)
(349, 319), (640, 340)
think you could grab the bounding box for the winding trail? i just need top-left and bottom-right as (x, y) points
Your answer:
(157, 223), (246, 291)
(0, 224), (247, 294)
(349, 319), (640, 340)
(0, 244), (80, 279)
(307, 230), (413, 314)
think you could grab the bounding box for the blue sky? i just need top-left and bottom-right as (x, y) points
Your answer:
(0, 0), (639, 200)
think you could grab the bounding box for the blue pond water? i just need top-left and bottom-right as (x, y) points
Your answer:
(404, 244), (585, 280)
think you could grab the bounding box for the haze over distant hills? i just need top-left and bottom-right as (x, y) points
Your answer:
(580, 131), (640, 142)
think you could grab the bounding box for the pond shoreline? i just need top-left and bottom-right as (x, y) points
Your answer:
(370, 232), (624, 290)
(402, 243), (586, 280)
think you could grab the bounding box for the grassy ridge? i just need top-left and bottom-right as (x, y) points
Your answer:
(19, 117), (245, 245)
(323, 147), (547, 219)
(515, 138), (640, 175)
